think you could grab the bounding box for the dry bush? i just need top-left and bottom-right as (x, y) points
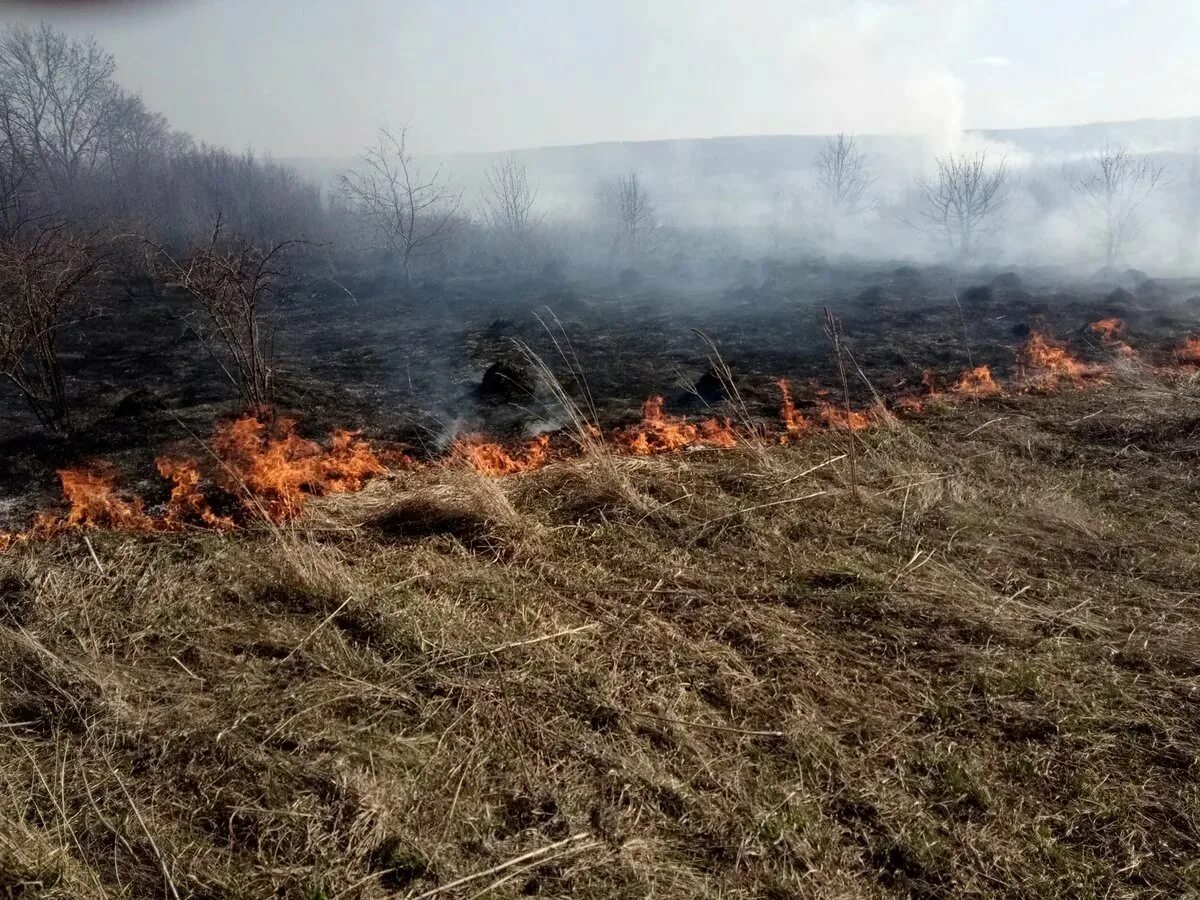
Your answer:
(916, 150), (1011, 259)
(0, 222), (105, 431)
(154, 218), (305, 411)
(338, 126), (463, 286)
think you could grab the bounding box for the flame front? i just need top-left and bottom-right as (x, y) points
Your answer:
(11, 323), (1200, 551)
(1090, 318), (1137, 359)
(953, 365), (1001, 397)
(453, 433), (551, 475)
(815, 403), (872, 431)
(53, 468), (153, 531)
(777, 378), (811, 438)
(210, 417), (387, 518)
(157, 457), (233, 529)
(614, 395), (738, 455)
(1175, 336), (1200, 365)
(1024, 332), (1087, 386)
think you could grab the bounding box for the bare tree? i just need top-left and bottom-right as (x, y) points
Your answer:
(815, 133), (872, 229)
(480, 156), (541, 272)
(599, 172), (656, 260)
(916, 151), (1010, 260)
(155, 217), (303, 412)
(338, 127), (462, 285)
(1072, 144), (1166, 268)
(0, 221), (105, 431)
(0, 24), (125, 202)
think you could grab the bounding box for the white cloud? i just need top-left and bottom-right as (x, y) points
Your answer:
(972, 56), (1012, 67)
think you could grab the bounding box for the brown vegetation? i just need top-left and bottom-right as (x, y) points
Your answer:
(2, 374), (1198, 898)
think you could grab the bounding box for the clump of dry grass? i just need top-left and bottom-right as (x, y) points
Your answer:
(365, 467), (525, 542)
(2, 376), (1200, 898)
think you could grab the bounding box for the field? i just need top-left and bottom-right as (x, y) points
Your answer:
(2, 263), (1200, 898)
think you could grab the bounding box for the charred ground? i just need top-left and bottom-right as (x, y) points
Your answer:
(3, 260), (1200, 525)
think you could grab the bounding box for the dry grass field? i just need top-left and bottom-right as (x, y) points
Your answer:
(2, 368), (1199, 899)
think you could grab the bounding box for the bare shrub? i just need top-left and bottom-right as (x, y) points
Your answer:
(338, 126), (463, 286)
(480, 156), (542, 273)
(1071, 143), (1167, 267)
(916, 151), (1010, 260)
(0, 221), (105, 431)
(815, 133), (873, 233)
(154, 218), (304, 411)
(598, 172), (657, 261)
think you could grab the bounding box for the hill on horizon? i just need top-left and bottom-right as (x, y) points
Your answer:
(286, 115), (1200, 221)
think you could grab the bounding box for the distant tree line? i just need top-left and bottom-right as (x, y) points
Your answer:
(0, 21), (1194, 437)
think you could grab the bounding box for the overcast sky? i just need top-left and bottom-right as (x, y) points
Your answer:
(3, 0), (1198, 158)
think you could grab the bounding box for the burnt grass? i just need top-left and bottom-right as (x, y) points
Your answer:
(2, 260), (1200, 897)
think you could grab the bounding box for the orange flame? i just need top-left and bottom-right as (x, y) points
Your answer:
(1024, 332), (1086, 386)
(777, 378), (811, 439)
(1090, 318), (1124, 340)
(51, 468), (154, 531)
(1089, 318), (1137, 360)
(778, 379), (872, 432)
(953, 365), (1002, 397)
(157, 457), (234, 529)
(815, 402), (872, 431)
(452, 433), (551, 475)
(0, 418), (397, 547)
(614, 395), (738, 455)
(1175, 336), (1200, 366)
(209, 416), (387, 519)
(892, 395), (925, 413)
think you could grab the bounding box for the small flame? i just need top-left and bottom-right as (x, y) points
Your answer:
(777, 378), (811, 438)
(953, 365), (1002, 397)
(1024, 332), (1086, 386)
(210, 416), (387, 519)
(1175, 336), (1200, 365)
(1090, 318), (1124, 340)
(892, 395), (926, 413)
(1090, 318), (1137, 360)
(614, 395), (738, 455)
(157, 457), (234, 529)
(52, 468), (154, 531)
(452, 433), (551, 475)
(815, 402), (872, 431)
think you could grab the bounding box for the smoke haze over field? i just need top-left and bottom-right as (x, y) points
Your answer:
(2, 0), (1199, 157)
(1, 1), (1200, 274)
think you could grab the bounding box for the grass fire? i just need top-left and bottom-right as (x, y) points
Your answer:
(2, 8), (1200, 900)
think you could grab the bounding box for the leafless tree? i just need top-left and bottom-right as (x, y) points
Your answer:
(480, 156), (541, 272)
(0, 24), (126, 202)
(916, 151), (1010, 259)
(599, 172), (656, 260)
(0, 220), (105, 431)
(155, 217), (304, 411)
(815, 133), (872, 228)
(1072, 144), (1166, 268)
(338, 127), (462, 285)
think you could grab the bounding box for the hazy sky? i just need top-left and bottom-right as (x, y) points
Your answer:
(3, 0), (1198, 157)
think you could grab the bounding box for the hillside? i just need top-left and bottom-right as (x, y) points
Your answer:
(287, 114), (1200, 214)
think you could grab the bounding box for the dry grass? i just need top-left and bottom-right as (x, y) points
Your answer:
(2, 374), (1200, 898)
